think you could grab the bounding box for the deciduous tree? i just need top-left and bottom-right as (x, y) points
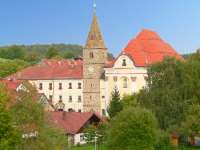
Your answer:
(106, 107), (158, 150)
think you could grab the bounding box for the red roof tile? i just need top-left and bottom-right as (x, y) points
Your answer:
(123, 29), (183, 67)
(50, 111), (102, 135)
(10, 59), (83, 80)
(0, 79), (21, 90)
(9, 59), (116, 80)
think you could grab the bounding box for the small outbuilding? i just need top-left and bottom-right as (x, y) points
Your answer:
(50, 111), (103, 145)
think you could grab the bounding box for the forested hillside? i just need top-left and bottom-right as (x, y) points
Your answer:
(0, 44), (114, 78)
(0, 44), (82, 62)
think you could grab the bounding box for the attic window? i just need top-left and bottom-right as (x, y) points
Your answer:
(122, 59), (127, 66)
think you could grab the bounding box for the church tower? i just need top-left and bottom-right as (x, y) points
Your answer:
(83, 6), (107, 113)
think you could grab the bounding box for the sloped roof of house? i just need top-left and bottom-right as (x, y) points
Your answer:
(9, 59), (115, 80)
(123, 29), (183, 67)
(50, 111), (102, 135)
(9, 59), (83, 80)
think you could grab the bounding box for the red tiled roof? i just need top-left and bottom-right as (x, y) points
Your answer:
(123, 29), (183, 67)
(10, 59), (116, 80)
(0, 79), (21, 90)
(50, 112), (102, 135)
(10, 59), (83, 80)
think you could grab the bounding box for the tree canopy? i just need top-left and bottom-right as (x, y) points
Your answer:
(106, 107), (158, 150)
(0, 84), (20, 150)
(0, 59), (29, 78)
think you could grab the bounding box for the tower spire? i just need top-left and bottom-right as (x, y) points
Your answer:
(85, 2), (106, 49)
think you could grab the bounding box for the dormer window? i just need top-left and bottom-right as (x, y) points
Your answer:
(55, 100), (65, 111)
(122, 59), (127, 66)
(89, 52), (94, 58)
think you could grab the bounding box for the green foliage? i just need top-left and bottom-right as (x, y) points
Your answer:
(46, 47), (59, 59)
(0, 44), (114, 63)
(10, 86), (68, 150)
(24, 51), (40, 63)
(121, 94), (138, 108)
(107, 87), (122, 118)
(0, 84), (21, 150)
(138, 57), (193, 130)
(84, 124), (97, 144)
(106, 107), (158, 150)
(0, 59), (29, 78)
(155, 132), (176, 150)
(179, 104), (200, 137)
(0, 46), (25, 60)
(84, 123), (108, 146)
(63, 52), (75, 59)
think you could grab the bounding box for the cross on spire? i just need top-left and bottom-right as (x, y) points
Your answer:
(93, 0), (97, 13)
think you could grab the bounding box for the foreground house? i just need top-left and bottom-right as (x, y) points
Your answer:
(0, 79), (54, 111)
(8, 8), (183, 115)
(50, 111), (103, 145)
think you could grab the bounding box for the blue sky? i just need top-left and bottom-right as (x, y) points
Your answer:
(0, 0), (200, 55)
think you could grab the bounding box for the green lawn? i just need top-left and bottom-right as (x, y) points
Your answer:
(70, 145), (105, 150)
(182, 147), (200, 150)
(70, 145), (94, 150)
(70, 145), (200, 150)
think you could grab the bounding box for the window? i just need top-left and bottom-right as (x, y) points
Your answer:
(78, 96), (82, 102)
(59, 95), (62, 101)
(68, 83), (72, 89)
(89, 52), (94, 58)
(80, 134), (84, 141)
(49, 95), (53, 101)
(113, 76), (118, 82)
(68, 108), (73, 112)
(69, 96), (72, 102)
(123, 77), (128, 88)
(90, 84), (93, 88)
(78, 109), (82, 113)
(59, 83), (62, 90)
(78, 83), (82, 89)
(122, 59), (127, 66)
(39, 83), (43, 90)
(49, 83), (53, 90)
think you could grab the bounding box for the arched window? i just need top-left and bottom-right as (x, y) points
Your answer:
(123, 77), (128, 88)
(89, 52), (94, 58)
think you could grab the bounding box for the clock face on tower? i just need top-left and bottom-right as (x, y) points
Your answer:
(88, 66), (94, 73)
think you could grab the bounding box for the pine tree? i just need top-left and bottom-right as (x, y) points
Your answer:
(107, 87), (122, 118)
